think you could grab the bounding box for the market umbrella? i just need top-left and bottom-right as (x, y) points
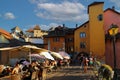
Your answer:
(19, 45), (48, 63)
(0, 28), (12, 39)
(58, 51), (70, 59)
(22, 61), (30, 66)
(0, 45), (48, 65)
(40, 52), (55, 60)
(50, 52), (63, 59)
(29, 53), (45, 59)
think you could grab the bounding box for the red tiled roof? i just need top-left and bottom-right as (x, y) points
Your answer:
(74, 21), (89, 31)
(104, 8), (120, 15)
(0, 28), (12, 39)
(26, 25), (41, 32)
(33, 25), (41, 30)
(26, 28), (34, 32)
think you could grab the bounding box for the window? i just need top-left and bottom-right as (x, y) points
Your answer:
(97, 14), (103, 21)
(69, 46), (73, 51)
(66, 38), (73, 42)
(80, 42), (86, 48)
(80, 32), (86, 38)
(53, 47), (56, 51)
(53, 37), (60, 42)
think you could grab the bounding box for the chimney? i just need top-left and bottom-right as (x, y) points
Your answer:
(76, 24), (78, 28)
(63, 24), (65, 27)
(112, 6), (115, 10)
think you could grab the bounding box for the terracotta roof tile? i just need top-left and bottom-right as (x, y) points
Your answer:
(0, 28), (12, 39)
(26, 28), (34, 32)
(104, 8), (120, 15)
(33, 25), (41, 30)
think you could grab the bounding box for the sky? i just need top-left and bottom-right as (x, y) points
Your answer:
(0, 0), (120, 32)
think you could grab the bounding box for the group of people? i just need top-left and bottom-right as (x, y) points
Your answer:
(79, 55), (94, 73)
(0, 54), (96, 79)
(0, 58), (71, 80)
(0, 60), (44, 80)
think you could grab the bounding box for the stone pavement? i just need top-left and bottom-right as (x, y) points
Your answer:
(46, 66), (97, 80)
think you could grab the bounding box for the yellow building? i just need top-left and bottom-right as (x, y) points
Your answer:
(26, 25), (48, 38)
(74, 2), (105, 59)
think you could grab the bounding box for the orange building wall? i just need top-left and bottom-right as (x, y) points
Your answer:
(65, 34), (74, 53)
(44, 38), (49, 50)
(44, 37), (65, 52)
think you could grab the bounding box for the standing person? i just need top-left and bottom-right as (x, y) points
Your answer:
(66, 59), (70, 67)
(23, 61), (36, 80)
(11, 63), (21, 74)
(11, 63), (22, 80)
(83, 57), (89, 73)
(79, 55), (84, 68)
(89, 56), (94, 68)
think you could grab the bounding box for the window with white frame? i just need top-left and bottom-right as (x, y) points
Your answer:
(80, 32), (86, 38)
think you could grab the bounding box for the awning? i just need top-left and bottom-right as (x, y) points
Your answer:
(0, 45), (47, 51)
(0, 46), (20, 51)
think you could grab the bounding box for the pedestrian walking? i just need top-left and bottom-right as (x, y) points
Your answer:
(79, 55), (84, 69)
(83, 57), (89, 73)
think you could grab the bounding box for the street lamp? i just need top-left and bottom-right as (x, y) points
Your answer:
(108, 24), (119, 80)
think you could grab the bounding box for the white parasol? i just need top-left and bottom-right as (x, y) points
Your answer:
(58, 51), (70, 59)
(29, 53), (45, 59)
(40, 52), (54, 60)
(50, 52), (63, 59)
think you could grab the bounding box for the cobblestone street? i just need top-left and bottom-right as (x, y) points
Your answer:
(46, 66), (97, 80)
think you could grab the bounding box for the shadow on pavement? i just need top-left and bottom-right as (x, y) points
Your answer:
(47, 75), (95, 80)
